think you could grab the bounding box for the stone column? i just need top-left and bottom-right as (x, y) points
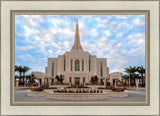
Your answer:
(48, 78), (51, 88)
(80, 59), (82, 71)
(80, 77), (83, 85)
(73, 59), (75, 72)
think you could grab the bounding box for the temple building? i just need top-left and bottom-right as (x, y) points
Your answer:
(44, 20), (109, 86)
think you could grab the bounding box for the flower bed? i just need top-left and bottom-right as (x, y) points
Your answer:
(49, 87), (57, 89)
(98, 86), (113, 90)
(31, 87), (44, 91)
(111, 87), (127, 92)
(54, 89), (103, 93)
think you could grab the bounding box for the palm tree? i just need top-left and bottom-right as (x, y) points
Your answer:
(129, 66), (139, 85)
(124, 66), (132, 87)
(15, 65), (23, 82)
(122, 75), (129, 87)
(26, 75), (32, 82)
(15, 65), (18, 72)
(122, 75), (129, 83)
(137, 66), (145, 84)
(22, 66), (30, 83)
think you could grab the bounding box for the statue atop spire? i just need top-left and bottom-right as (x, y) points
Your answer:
(71, 19), (83, 51)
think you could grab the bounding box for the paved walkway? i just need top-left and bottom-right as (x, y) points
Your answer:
(14, 89), (145, 102)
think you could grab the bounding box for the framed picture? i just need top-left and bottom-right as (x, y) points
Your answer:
(0, 0), (159, 115)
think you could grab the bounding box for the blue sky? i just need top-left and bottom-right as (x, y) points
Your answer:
(15, 15), (145, 74)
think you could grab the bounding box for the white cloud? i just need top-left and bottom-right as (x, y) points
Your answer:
(117, 43), (122, 47)
(63, 41), (71, 49)
(48, 49), (54, 54)
(104, 30), (111, 36)
(97, 19), (109, 28)
(90, 29), (98, 36)
(134, 19), (144, 26)
(23, 15), (45, 22)
(116, 15), (128, 19)
(15, 46), (33, 51)
(128, 33), (144, 39)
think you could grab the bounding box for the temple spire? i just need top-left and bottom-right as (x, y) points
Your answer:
(71, 19), (83, 51)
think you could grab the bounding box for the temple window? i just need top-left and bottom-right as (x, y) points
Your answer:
(64, 59), (66, 71)
(89, 59), (91, 71)
(82, 60), (84, 71)
(52, 63), (54, 76)
(100, 63), (103, 77)
(71, 60), (73, 71)
(75, 60), (80, 71)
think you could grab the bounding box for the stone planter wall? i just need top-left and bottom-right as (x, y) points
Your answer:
(26, 89), (128, 100)
(27, 90), (48, 97)
(46, 93), (109, 101)
(109, 90), (128, 97)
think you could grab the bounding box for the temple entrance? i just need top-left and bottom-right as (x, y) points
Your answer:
(75, 77), (80, 85)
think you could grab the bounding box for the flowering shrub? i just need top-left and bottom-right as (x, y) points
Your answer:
(98, 86), (113, 90)
(111, 87), (126, 92)
(31, 87), (44, 91)
(54, 89), (103, 93)
(49, 87), (57, 89)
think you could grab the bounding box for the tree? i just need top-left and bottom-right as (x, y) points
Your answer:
(94, 76), (98, 84)
(22, 66), (30, 83)
(15, 65), (23, 82)
(90, 77), (94, 84)
(137, 66), (145, 84)
(122, 75), (129, 83)
(59, 74), (64, 84)
(124, 66), (132, 87)
(55, 75), (60, 82)
(15, 65), (19, 84)
(55, 74), (64, 84)
(90, 75), (98, 84)
(26, 75), (32, 82)
(129, 66), (139, 85)
(30, 73), (36, 83)
(15, 65), (18, 72)
(125, 66), (139, 86)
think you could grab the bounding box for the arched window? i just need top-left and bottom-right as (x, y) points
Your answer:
(75, 60), (80, 71)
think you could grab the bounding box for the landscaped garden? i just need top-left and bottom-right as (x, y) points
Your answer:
(111, 87), (126, 92)
(54, 88), (103, 93)
(31, 87), (44, 91)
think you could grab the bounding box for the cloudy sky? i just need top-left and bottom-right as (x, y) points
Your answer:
(15, 15), (145, 74)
